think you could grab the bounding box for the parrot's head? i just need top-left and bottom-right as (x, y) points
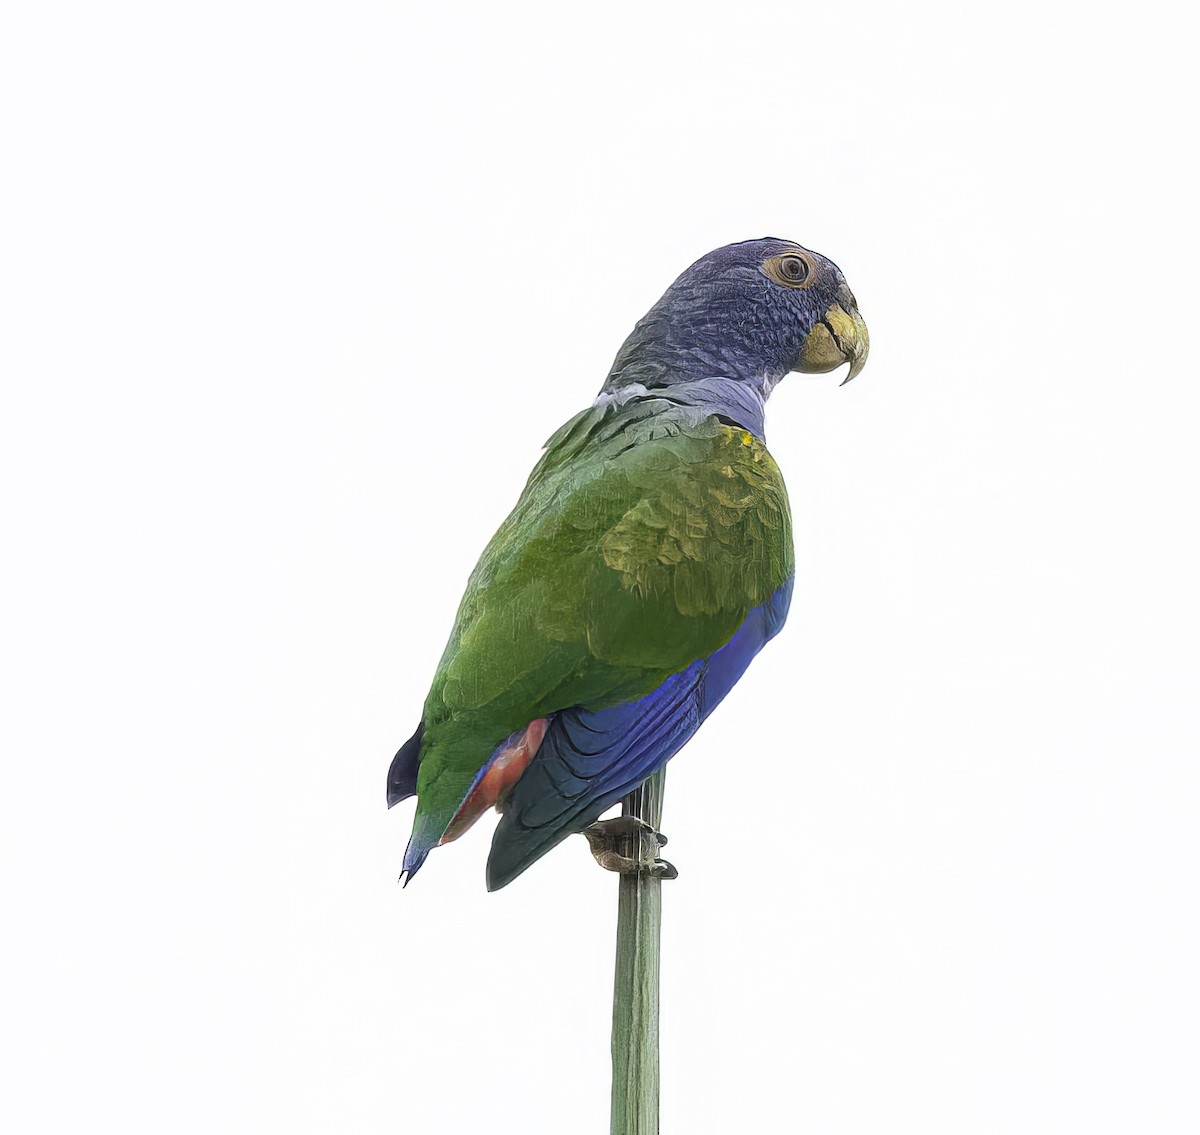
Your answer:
(606, 237), (868, 394)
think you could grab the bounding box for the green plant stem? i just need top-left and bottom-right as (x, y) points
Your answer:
(610, 768), (666, 1135)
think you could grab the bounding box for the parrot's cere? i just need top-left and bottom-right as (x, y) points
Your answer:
(388, 238), (868, 890)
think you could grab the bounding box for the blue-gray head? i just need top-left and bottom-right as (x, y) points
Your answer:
(604, 238), (868, 403)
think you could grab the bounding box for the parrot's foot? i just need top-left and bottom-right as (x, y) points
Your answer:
(583, 816), (678, 880)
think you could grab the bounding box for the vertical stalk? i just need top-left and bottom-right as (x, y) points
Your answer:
(610, 768), (666, 1135)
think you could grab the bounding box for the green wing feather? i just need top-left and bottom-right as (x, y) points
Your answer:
(413, 398), (793, 837)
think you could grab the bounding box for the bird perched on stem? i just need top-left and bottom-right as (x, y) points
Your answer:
(388, 238), (868, 890)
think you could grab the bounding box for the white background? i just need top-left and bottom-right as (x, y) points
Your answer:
(3, 2), (1197, 1132)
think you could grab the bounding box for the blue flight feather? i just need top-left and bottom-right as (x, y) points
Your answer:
(387, 723), (423, 807)
(485, 577), (793, 890)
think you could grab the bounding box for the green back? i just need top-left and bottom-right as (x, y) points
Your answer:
(414, 398), (793, 835)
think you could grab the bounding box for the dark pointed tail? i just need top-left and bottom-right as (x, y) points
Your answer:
(387, 723), (424, 807)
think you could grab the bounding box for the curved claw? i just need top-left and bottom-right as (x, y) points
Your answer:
(583, 817), (677, 879)
(652, 858), (678, 880)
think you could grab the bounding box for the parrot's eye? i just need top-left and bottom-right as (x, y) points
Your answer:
(763, 252), (814, 289)
(780, 256), (807, 282)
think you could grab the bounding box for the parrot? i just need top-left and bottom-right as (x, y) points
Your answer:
(387, 237), (868, 890)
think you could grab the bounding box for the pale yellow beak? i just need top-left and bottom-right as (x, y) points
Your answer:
(797, 301), (870, 384)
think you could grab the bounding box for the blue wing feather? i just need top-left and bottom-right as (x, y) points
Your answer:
(486, 577), (793, 890)
(387, 723), (423, 807)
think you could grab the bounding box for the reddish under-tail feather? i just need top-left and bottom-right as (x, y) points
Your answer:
(440, 718), (548, 845)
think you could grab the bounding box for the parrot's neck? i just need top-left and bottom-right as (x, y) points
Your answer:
(601, 320), (785, 440)
(600, 359), (777, 439)
(594, 374), (771, 439)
